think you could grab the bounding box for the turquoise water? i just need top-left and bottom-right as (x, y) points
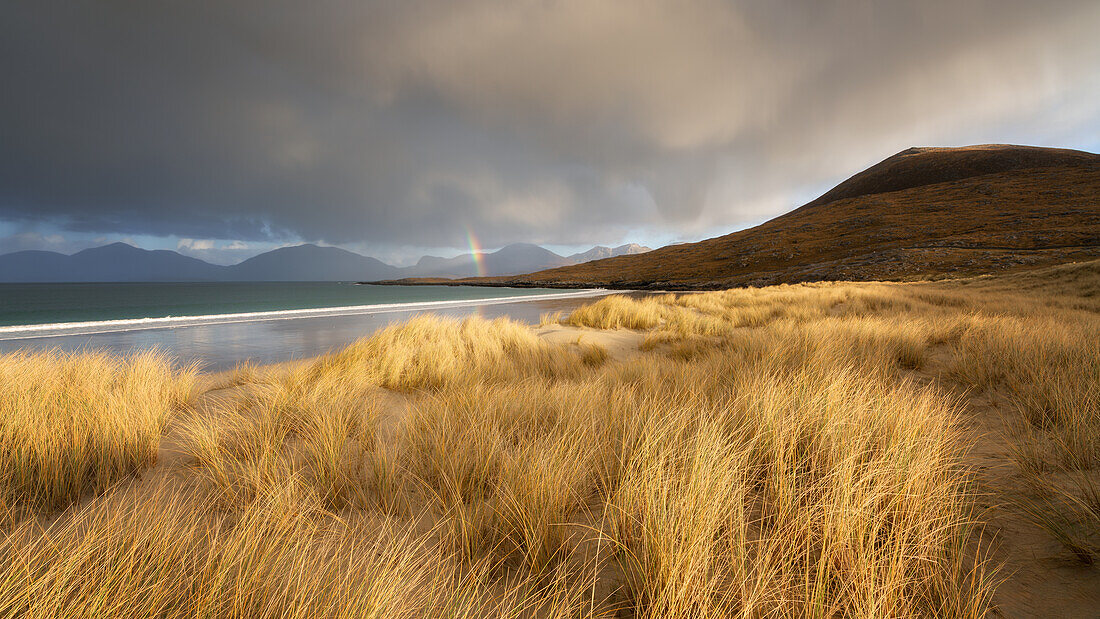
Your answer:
(0, 282), (570, 328)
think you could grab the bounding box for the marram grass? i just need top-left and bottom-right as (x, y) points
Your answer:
(3, 262), (1099, 616)
(0, 350), (195, 514)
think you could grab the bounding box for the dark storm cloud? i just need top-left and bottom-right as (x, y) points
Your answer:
(1, 0), (1097, 250)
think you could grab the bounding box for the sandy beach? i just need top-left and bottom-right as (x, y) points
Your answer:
(0, 288), (624, 372)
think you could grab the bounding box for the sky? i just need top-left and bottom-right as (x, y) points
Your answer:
(1, 0), (1098, 266)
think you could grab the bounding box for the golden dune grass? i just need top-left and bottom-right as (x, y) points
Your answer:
(304, 314), (605, 393)
(1, 261), (1098, 616)
(0, 350), (194, 516)
(565, 263), (1100, 568)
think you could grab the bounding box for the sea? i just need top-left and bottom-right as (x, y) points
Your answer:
(0, 282), (614, 371)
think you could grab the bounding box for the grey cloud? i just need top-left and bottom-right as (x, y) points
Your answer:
(0, 0), (1097, 252)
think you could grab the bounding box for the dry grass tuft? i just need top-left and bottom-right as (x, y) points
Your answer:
(308, 314), (607, 392)
(0, 350), (194, 514)
(5, 261), (1100, 615)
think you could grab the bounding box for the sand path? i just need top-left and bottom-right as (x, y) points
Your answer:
(906, 348), (1100, 617)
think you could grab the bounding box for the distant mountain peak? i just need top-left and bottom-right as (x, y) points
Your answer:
(1, 237), (655, 283)
(76, 242), (140, 253)
(264, 243), (332, 253)
(613, 243), (651, 254)
(567, 243), (652, 264)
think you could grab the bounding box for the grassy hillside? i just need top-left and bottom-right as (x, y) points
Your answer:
(1, 261), (1098, 616)
(429, 145), (1099, 289)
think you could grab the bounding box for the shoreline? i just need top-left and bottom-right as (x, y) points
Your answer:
(198, 321), (646, 387)
(0, 288), (637, 374)
(0, 288), (618, 340)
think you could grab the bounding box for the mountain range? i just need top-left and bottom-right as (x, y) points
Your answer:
(390, 144), (1100, 289)
(9, 144), (1092, 288)
(0, 240), (650, 283)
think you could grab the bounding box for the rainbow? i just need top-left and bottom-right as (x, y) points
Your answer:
(465, 226), (487, 277)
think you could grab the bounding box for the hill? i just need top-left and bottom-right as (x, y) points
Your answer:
(0, 241), (650, 282)
(405, 242), (652, 278)
(566, 243), (651, 263)
(407, 243), (572, 278)
(0, 243), (224, 282)
(448, 145), (1100, 289)
(0, 243), (398, 283)
(225, 244), (399, 281)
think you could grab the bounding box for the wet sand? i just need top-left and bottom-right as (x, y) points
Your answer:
(0, 291), (635, 372)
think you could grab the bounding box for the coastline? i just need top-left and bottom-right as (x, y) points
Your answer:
(364, 277), (685, 290)
(0, 288), (617, 339)
(0, 287), (632, 373)
(197, 320), (646, 389)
